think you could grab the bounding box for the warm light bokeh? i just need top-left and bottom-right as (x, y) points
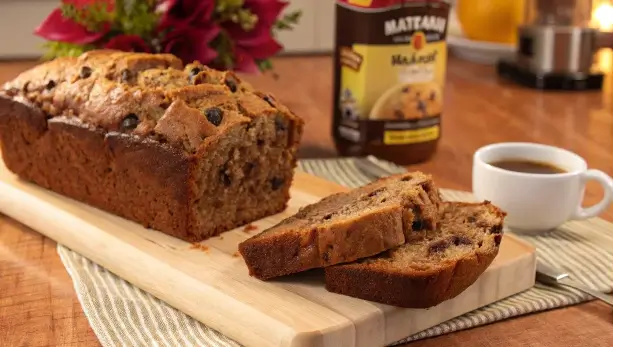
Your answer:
(591, 0), (614, 30)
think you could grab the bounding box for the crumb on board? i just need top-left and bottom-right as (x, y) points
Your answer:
(219, 235), (224, 240)
(233, 251), (240, 258)
(190, 243), (209, 253)
(243, 224), (258, 233)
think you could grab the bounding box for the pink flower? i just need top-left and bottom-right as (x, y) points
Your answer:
(159, 0), (215, 29)
(104, 35), (152, 52)
(34, 0), (114, 45)
(162, 25), (220, 65)
(223, 0), (287, 72)
(157, 0), (219, 65)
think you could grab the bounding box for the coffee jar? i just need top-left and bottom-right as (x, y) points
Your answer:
(332, 0), (452, 165)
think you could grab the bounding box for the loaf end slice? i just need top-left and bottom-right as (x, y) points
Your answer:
(324, 201), (506, 308)
(238, 172), (442, 280)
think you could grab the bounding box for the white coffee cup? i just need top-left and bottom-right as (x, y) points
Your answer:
(472, 142), (613, 231)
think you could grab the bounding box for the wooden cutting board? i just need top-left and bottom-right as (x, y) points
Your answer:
(0, 163), (536, 347)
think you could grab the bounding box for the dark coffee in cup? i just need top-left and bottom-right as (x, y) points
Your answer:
(488, 159), (567, 174)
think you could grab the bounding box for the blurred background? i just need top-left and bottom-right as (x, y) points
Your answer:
(0, 4), (613, 345)
(0, 0), (612, 59)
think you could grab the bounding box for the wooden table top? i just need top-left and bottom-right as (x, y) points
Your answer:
(0, 52), (613, 347)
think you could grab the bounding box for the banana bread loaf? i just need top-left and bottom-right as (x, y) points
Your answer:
(238, 172), (442, 279)
(324, 201), (506, 308)
(0, 50), (304, 242)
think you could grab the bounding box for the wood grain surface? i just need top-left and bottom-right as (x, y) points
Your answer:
(0, 161), (537, 347)
(0, 51), (613, 347)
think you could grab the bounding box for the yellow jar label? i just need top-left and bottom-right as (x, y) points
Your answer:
(333, 1), (450, 146)
(384, 126), (440, 145)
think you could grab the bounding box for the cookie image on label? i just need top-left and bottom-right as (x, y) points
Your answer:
(339, 88), (360, 120)
(369, 81), (443, 120)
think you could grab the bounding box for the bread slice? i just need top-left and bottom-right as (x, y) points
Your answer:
(324, 201), (506, 308)
(238, 172), (442, 280)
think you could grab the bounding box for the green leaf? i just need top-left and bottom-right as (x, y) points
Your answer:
(117, 1), (160, 37)
(257, 59), (273, 72)
(285, 10), (302, 23)
(210, 31), (235, 70)
(215, 1), (257, 31)
(272, 10), (302, 34)
(237, 8), (258, 31)
(216, 0), (245, 14)
(58, 1), (160, 38)
(41, 42), (96, 60)
(60, 2), (115, 32)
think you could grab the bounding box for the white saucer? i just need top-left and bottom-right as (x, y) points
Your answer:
(447, 35), (516, 65)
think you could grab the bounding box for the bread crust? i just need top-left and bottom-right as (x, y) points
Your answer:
(324, 201), (506, 308)
(324, 244), (499, 308)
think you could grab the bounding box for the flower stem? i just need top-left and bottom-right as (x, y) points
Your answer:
(116, 0), (126, 19)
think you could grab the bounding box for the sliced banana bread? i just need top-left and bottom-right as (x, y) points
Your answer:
(324, 201), (506, 308)
(238, 172), (442, 280)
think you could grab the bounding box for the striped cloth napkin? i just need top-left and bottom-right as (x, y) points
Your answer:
(57, 157), (613, 347)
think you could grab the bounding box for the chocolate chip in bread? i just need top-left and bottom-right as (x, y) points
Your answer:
(324, 201), (506, 308)
(238, 172), (442, 280)
(0, 50), (304, 242)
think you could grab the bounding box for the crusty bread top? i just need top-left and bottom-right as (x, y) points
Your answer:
(339, 201), (506, 274)
(1, 50), (303, 153)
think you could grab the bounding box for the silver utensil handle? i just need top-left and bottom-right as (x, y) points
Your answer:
(560, 278), (613, 306)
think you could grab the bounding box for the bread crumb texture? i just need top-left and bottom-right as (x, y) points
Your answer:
(190, 243), (210, 253)
(243, 224), (259, 232)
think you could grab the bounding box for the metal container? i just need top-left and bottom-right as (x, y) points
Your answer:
(515, 0), (602, 74)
